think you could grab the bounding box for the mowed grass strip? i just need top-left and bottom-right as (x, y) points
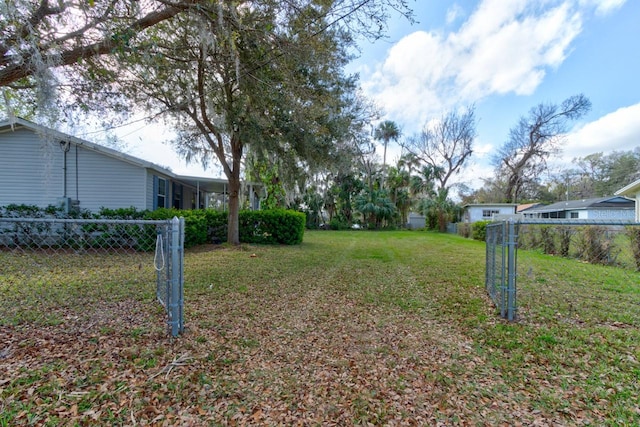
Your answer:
(0, 230), (638, 426)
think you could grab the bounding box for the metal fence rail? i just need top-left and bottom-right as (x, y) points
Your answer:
(485, 218), (640, 322)
(517, 219), (640, 269)
(0, 216), (184, 336)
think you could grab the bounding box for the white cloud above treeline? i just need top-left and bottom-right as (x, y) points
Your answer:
(564, 103), (640, 159)
(358, 0), (636, 189)
(361, 0), (616, 125)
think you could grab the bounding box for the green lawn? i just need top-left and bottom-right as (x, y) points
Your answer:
(1, 230), (639, 425)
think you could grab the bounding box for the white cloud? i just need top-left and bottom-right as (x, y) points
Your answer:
(562, 102), (640, 160)
(362, 31), (454, 127)
(579, 0), (626, 16)
(362, 0), (591, 128)
(454, 2), (581, 98)
(445, 4), (464, 25)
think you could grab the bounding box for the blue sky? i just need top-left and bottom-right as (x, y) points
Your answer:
(351, 0), (640, 187)
(116, 0), (640, 191)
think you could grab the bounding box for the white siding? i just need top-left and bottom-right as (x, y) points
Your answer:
(464, 205), (516, 223)
(0, 128), (64, 207)
(72, 144), (147, 212)
(1, 127), (147, 212)
(585, 209), (635, 220)
(2, 124), (213, 213)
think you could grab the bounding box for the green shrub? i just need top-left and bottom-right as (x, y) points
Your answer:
(518, 224), (542, 251)
(204, 210), (228, 243)
(472, 220), (490, 241)
(0, 204), (64, 218)
(626, 226), (640, 271)
(0, 205), (306, 247)
(98, 206), (148, 220)
(574, 226), (616, 266)
(145, 208), (207, 248)
(328, 218), (350, 230)
(457, 223), (471, 238)
(540, 225), (556, 255)
(239, 209), (305, 245)
(557, 226), (573, 257)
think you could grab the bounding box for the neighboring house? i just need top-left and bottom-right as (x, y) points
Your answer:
(521, 196), (635, 220)
(0, 117), (261, 213)
(462, 204), (517, 223)
(615, 179), (640, 222)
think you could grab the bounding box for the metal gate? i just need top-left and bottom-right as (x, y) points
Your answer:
(0, 216), (184, 336)
(485, 220), (517, 321)
(484, 218), (640, 322)
(155, 216), (185, 336)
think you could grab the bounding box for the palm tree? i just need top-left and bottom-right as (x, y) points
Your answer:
(374, 121), (401, 187)
(387, 165), (412, 227)
(355, 188), (396, 229)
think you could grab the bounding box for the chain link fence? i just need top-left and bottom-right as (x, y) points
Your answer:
(0, 217), (184, 336)
(485, 221), (517, 320)
(486, 219), (640, 324)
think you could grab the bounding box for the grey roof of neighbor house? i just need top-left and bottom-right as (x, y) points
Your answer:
(0, 117), (233, 194)
(524, 196), (634, 214)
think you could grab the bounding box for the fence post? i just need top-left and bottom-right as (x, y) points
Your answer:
(169, 216), (184, 336)
(506, 219), (517, 321)
(500, 221), (507, 318)
(178, 216), (185, 334)
(485, 226), (491, 294)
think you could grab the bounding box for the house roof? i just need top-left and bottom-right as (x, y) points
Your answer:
(524, 196), (634, 214)
(616, 178), (640, 197)
(462, 203), (517, 208)
(517, 203), (542, 213)
(0, 117), (232, 193)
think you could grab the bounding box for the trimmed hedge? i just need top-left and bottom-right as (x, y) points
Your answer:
(204, 210), (228, 244)
(142, 208), (305, 246)
(0, 204), (305, 247)
(239, 209), (305, 245)
(145, 208), (208, 247)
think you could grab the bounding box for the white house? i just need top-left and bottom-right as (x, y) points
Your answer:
(0, 117), (261, 213)
(616, 179), (640, 222)
(462, 204), (517, 223)
(521, 196), (635, 220)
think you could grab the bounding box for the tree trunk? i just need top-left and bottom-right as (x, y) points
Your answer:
(227, 174), (241, 245)
(438, 209), (447, 232)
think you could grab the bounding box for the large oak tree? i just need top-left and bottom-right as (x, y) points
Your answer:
(0, 0), (199, 102)
(1, 0), (413, 245)
(95, 1), (410, 244)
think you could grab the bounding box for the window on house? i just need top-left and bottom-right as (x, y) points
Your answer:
(570, 212), (579, 219)
(157, 178), (167, 209)
(482, 209), (500, 218)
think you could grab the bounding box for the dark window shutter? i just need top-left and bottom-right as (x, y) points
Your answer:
(153, 175), (159, 210)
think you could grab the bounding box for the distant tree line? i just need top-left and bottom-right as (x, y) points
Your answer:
(462, 148), (640, 205)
